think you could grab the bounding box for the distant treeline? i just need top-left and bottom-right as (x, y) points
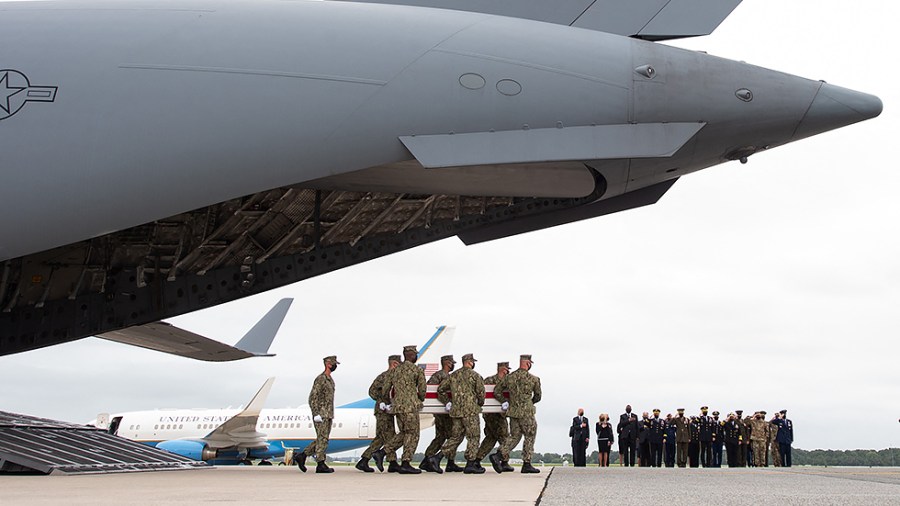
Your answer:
(408, 448), (900, 466)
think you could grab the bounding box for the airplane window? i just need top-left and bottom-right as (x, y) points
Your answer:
(129, 425), (134, 430)
(179, 424), (183, 429)
(308, 423), (312, 428)
(137, 425), (140, 430)
(339, 423), (343, 428)
(278, 423), (283, 428)
(154, 425), (158, 430)
(166, 424), (171, 430)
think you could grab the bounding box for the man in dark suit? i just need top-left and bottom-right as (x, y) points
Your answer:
(638, 412), (652, 467)
(570, 408), (590, 467)
(617, 413), (638, 466)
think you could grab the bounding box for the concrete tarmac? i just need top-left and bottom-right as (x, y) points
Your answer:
(3, 465), (900, 505)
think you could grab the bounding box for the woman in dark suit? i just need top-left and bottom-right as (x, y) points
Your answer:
(595, 413), (614, 467)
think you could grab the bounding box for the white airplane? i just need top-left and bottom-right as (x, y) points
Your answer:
(92, 325), (454, 464)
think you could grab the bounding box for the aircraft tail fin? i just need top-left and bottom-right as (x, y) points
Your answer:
(203, 378), (275, 447)
(334, 0), (741, 40)
(96, 298), (292, 362)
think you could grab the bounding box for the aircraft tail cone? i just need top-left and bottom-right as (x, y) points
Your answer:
(793, 82), (883, 141)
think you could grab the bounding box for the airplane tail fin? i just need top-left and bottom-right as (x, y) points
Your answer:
(203, 377), (275, 446)
(233, 298), (293, 356)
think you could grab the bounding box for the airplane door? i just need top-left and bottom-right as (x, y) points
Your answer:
(358, 416), (370, 438)
(95, 413), (110, 430)
(108, 416), (123, 435)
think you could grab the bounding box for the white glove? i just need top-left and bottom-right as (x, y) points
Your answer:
(313, 415), (323, 423)
(379, 402), (387, 411)
(385, 404), (393, 412)
(445, 402), (452, 412)
(501, 402), (509, 411)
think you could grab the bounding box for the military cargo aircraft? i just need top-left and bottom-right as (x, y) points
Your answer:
(0, 0), (882, 359)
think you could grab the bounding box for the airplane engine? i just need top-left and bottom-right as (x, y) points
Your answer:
(156, 440), (217, 462)
(247, 442), (284, 461)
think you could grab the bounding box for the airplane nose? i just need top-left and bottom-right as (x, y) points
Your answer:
(793, 82), (883, 141)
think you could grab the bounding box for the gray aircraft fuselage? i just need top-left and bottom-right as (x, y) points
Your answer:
(0, 1), (882, 356)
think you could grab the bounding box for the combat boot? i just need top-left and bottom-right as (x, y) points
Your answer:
(371, 448), (385, 472)
(398, 460), (422, 474)
(445, 459), (464, 473)
(355, 457), (374, 473)
(315, 460), (334, 473)
(463, 460), (485, 474)
(501, 460), (514, 473)
(521, 461), (540, 474)
(294, 452), (307, 473)
(387, 460), (401, 473)
(474, 459), (485, 472)
(488, 452), (503, 473)
(430, 455), (444, 474)
(419, 454), (435, 472)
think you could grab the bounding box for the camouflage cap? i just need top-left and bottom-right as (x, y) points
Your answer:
(403, 345), (418, 354)
(388, 354), (401, 363)
(497, 361), (510, 369)
(440, 355), (456, 364)
(520, 354), (533, 362)
(323, 355), (340, 364)
(461, 353), (477, 362)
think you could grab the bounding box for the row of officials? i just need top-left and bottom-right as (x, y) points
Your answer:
(570, 404), (795, 468)
(293, 348), (542, 474)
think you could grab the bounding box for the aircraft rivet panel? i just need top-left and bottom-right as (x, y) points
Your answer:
(459, 73), (485, 90)
(496, 79), (522, 96)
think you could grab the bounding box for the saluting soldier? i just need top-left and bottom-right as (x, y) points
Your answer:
(776, 409), (794, 467)
(356, 354), (400, 473)
(749, 411), (770, 467)
(663, 413), (677, 467)
(698, 406), (714, 467)
(434, 353), (486, 474)
(711, 410), (724, 467)
(724, 412), (741, 467)
(419, 355), (456, 473)
(735, 410), (749, 467)
(490, 354), (541, 474)
(382, 345), (427, 474)
(296, 355), (339, 474)
(688, 416), (701, 468)
(673, 408), (690, 468)
(648, 409), (665, 467)
(769, 412), (782, 467)
(476, 361), (512, 471)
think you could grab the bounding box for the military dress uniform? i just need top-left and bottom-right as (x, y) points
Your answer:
(476, 362), (510, 463)
(491, 354), (541, 474)
(382, 345), (427, 473)
(723, 415), (741, 467)
(735, 411), (749, 467)
(421, 355), (455, 470)
(673, 410), (690, 468)
(688, 417), (701, 468)
(437, 353), (486, 474)
(663, 416), (677, 467)
(698, 407), (714, 467)
(648, 411), (665, 467)
(711, 412), (724, 467)
(776, 410), (794, 467)
(357, 355), (400, 472)
(298, 355), (338, 473)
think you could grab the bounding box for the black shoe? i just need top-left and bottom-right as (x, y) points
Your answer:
(398, 461), (422, 474)
(355, 458), (374, 473)
(315, 461), (334, 473)
(372, 449), (385, 472)
(387, 460), (401, 473)
(464, 460), (485, 474)
(445, 460), (464, 473)
(521, 462), (540, 474)
(501, 461), (514, 473)
(430, 455), (444, 474)
(488, 452), (503, 473)
(294, 452), (307, 473)
(419, 455), (434, 472)
(475, 460), (485, 472)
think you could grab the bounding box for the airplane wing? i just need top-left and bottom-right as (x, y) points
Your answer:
(333, 0), (742, 40)
(202, 378), (275, 450)
(97, 298), (293, 361)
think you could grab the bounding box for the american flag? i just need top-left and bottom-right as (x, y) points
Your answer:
(419, 363), (439, 381)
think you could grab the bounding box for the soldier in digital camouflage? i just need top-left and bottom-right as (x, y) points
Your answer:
(295, 355), (338, 474)
(356, 354), (401, 473)
(490, 354), (541, 474)
(476, 361), (512, 472)
(419, 355), (455, 473)
(750, 410), (770, 467)
(382, 345), (426, 474)
(433, 353), (485, 474)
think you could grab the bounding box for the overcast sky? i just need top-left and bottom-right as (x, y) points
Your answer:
(2, 0), (898, 455)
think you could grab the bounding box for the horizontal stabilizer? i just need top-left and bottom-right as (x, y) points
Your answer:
(457, 178), (679, 245)
(400, 123), (704, 169)
(97, 298), (292, 361)
(334, 0), (741, 40)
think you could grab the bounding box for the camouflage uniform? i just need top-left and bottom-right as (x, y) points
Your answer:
(769, 417), (781, 467)
(423, 361), (453, 458)
(749, 415), (770, 467)
(382, 357), (426, 463)
(496, 366), (541, 463)
(304, 371), (335, 462)
(360, 366), (397, 461)
(438, 360), (485, 461)
(476, 367), (510, 460)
